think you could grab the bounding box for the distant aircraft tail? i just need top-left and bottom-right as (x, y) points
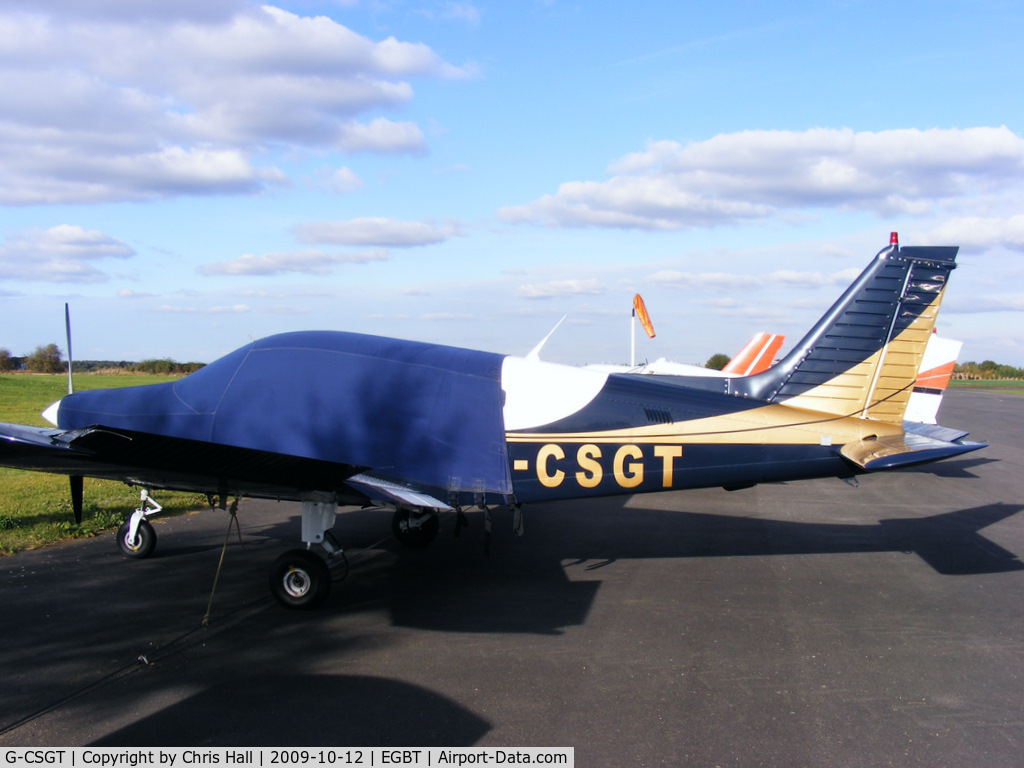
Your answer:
(904, 332), (963, 424)
(731, 235), (958, 425)
(722, 332), (785, 376)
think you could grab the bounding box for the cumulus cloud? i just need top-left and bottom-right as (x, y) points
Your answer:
(498, 127), (1024, 230)
(199, 248), (389, 276)
(294, 217), (458, 247)
(945, 295), (1024, 314)
(432, 2), (482, 26)
(318, 166), (364, 194)
(155, 304), (251, 314)
(3, 0), (247, 22)
(0, 225), (134, 282)
(648, 266), (862, 291)
(923, 215), (1024, 252)
(421, 312), (476, 321)
(515, 278), (605, 299)
(0, 3), (470, 204)
(333, 118), (426, 154)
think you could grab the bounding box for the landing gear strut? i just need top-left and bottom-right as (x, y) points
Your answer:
(269, 494), (344, 610)
(117, 488), (162, 558)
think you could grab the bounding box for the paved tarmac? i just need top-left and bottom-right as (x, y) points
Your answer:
(1, 388), (1021, 766)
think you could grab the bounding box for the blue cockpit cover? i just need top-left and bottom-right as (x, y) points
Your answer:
(56, 331), (512, 496)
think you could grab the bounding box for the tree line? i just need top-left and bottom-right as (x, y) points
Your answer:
(953, 360), (1024, 379)
(0, 344), (204, 375)
(4, 343), (1023, 380)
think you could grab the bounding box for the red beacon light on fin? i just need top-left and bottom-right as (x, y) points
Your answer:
(890, 231), (899, 246)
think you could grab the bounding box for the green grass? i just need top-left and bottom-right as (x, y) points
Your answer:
(0, 373), (208, 554)
(949, 379), (1024, 394)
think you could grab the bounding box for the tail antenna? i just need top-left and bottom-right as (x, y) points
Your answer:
(65, 302), (74, 395)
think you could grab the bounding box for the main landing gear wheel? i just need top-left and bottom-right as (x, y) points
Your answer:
(392, 509), (439, 547)
(269, 549), (331, 610)
(117, 518), (156, 558)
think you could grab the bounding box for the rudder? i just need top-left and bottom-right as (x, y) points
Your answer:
(730, 237), (959, 424)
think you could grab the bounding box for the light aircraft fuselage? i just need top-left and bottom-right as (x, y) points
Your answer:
(0, 236), (987, 608)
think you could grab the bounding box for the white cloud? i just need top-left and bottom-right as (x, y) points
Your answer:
(923, 215), (1024, 252)
(294, 217), (457, 246)
(944, 294), (1024, 314)
(515, 278), (605, 299)
(199, 248), (390, 276)
(155, 304), (251, 314)
(421, 312), (476, 321)
(320, 166), (364, 194)
(499, 127), (1024, 230)
(648, 266), (861, 291)
(333, 118), (426, 154)
(3, 0), (246, 22)
(0, 4), (469, 204)
(439, 3), (483, 26)
(0, 225), (134, 283)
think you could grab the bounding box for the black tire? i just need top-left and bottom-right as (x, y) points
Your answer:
(117, 518), (157, 559)
(269, 549), (331, 610)
(392, 509), (440, 547)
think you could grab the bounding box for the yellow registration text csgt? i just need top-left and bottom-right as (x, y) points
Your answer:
(513, 443), (682, 489)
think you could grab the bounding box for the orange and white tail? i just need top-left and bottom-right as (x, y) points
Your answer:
(904, 332), (962, 424)
(722, 332), (785, 376)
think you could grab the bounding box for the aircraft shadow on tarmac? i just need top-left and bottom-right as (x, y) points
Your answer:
(255, 493), (1024, 635)
(88, 674), (489, 747)
(901, 455), (998, 479)
(2, 494), (1020, 746)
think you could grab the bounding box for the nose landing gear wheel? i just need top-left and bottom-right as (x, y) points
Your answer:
(269, 549), (331, 609)
(117, 518), (157, 559)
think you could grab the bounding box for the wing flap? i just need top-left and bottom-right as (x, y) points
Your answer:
(841, 431), (987, 471)
(345, 473), (453, 511)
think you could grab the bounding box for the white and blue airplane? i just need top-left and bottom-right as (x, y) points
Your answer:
(0, 235), (985, 608)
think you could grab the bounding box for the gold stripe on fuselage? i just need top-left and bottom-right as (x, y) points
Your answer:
(505, 400), (904, 447)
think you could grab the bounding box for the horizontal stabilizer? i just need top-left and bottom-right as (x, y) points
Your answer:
(903, 421), (970, 444)
(840, 432), (986, 471)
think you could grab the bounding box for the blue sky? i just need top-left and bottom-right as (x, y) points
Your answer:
(2, 0), (1024, 367)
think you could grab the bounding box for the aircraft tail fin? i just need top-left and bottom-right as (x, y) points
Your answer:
(732, 235), (958, 424)
(722, 332), (785, 376)
(904, 332), (963, 424)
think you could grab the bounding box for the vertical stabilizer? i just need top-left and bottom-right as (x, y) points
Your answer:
(722, 332), (785, 376)
(730, 240), (959, 424)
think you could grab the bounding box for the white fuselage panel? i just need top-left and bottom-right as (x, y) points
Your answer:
(501, 356), (608, 431)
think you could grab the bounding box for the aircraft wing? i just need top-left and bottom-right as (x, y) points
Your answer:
(0, 421), (371, 502)
(840, 430), (986, 471)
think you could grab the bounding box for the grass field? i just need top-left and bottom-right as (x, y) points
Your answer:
(0, 374), (208, 554)
(949, 379), (1024, 393)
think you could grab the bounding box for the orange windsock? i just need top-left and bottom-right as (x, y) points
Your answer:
(633, 294), (655, 338)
